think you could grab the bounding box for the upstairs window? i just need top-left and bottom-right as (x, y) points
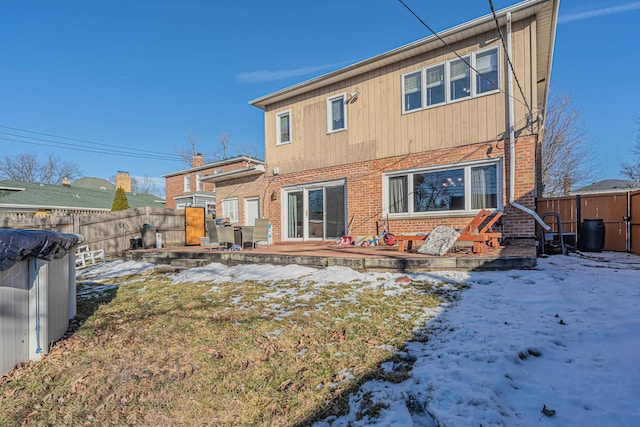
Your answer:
(403, 70), (422, 112)
(449, 56), (471, 101)
(476, 48), (499, 94)
(327, 94), (347, 133)
(276, 110), (291, 145)
(402, 46), (500, 113)
(184, 175), (191, 192)
(426, 64), (445, 107)
(196, 173), (202, 191)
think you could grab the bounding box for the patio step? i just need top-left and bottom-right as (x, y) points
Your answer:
(170, 258), (210, 269)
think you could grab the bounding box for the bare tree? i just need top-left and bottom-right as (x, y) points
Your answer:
(216, 133), (232, 160)
(0, 153), (81, 184)
(177, 131), (262, 165)
(174, 132), (201, 165)
(620, 122), (640, 182)
(212, 133), (261, 161)
(131, 175), (163, 197)
(541, 94), (600, 196)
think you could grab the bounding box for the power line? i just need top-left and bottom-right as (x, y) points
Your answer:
(0, 126), (185, 162)
(0, 124), (178, 157)
(488, 0), (533, 119)
(0, 135), (182, 162)
(395, 0), (535, 113)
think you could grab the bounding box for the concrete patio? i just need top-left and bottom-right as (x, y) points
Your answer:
(122, 242), (537, 273)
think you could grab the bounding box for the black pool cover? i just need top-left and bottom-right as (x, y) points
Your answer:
(0, 229), (81, 271)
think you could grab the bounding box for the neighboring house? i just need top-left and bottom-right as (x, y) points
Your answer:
(0, 175), (164, 216)
(200, 159), (267, 226)
(72, 177), (116, 191)
(572, 179), (640, 196)
(250, 0), (559, 244)
(163, 155), (266, 224)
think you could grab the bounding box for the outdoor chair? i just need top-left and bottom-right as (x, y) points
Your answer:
(456, 209), (503, 254)
(241, 226), (254, 248)
(250, 219), (270, 248)
(75, 245), (105, 269)
(209, 225), (235, 248)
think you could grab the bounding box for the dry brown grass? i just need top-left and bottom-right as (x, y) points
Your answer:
(0, 267), (451, 426)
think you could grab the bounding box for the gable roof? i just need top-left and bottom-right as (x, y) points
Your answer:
(73, 177), (116, 191)
(0, 179), (164, 212)
(249, 0), (559, 114)
(163, 155), (265, 178)
(574, 179), (640, 195)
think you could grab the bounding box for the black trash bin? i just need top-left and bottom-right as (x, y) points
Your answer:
(580, 219), (605, 252)
(130, 238), (142, 250)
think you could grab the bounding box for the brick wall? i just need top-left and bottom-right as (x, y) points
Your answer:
(266, 136), (538, 242)
(214, 174), (269, 225)
(165, 169), (216, 208)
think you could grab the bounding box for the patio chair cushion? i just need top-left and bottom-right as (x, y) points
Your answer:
(417, 226), (460, 256)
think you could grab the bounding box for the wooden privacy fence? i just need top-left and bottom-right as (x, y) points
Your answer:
(632, 190), (640, 254)
(538, 190), (639, 253)
(0, 207), (186, 259)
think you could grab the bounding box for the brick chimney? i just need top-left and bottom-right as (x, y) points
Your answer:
(61, 177), (71, 187)
(563, 174), (571, 195)
(191, 153), (205, 168)
(116, 171), (132, 192)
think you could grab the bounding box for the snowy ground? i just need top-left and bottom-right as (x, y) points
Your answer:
(78, 252), (640, 426)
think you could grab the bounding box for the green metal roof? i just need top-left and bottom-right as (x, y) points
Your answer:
(72, 177), (116, 191)
(0, 179), (164, 211)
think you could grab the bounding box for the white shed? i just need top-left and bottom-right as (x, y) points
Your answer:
(0, 229), (80, 375)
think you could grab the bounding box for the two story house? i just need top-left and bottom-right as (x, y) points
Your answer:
(250, 0), (559, 244)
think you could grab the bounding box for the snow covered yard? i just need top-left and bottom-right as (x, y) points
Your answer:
(316, 252), (640, 426)
(2, 251), (638, 426)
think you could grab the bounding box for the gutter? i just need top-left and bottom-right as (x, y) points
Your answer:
(506, 11), (550, 231)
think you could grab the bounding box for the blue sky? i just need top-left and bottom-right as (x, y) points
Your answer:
(1, 0), (639, 190)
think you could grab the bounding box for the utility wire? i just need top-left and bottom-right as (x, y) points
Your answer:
(0, 125), (182, 161)
(488, 0), (533, 118)
(0, 124), (176, 157)
(0, 135), (182, 162)
(395, 0), (535, 113)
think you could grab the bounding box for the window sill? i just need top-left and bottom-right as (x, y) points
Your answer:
(327, 128), (347, 135)
(401, 88), (501, 115)
(385, 209), (502, 220)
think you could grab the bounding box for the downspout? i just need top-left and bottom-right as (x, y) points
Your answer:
(505, 11), (550, 231)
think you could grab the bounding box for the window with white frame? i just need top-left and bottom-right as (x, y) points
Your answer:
(221, 197), (239, 224)
(196, 173), (202, 191)
(403, 70), (422, 112)
(402, 46), (500, 113)
(426, 64), (445, 106)
(327, 94), (347, 133)
(476, 48), (499, 94)
(385, 160), (501, 216)
(276, 110), (291, 145)
(184, 175), (191, 192)
(449, 56), (471, 101)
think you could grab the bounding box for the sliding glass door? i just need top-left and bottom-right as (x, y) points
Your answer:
(284, 181), (346, 241)
(287, 191), (303, 239)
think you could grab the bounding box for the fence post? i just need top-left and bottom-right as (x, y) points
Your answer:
(575, 195), (581, 247)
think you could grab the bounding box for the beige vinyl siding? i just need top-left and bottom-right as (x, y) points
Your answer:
(265, 19), (536, 175)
